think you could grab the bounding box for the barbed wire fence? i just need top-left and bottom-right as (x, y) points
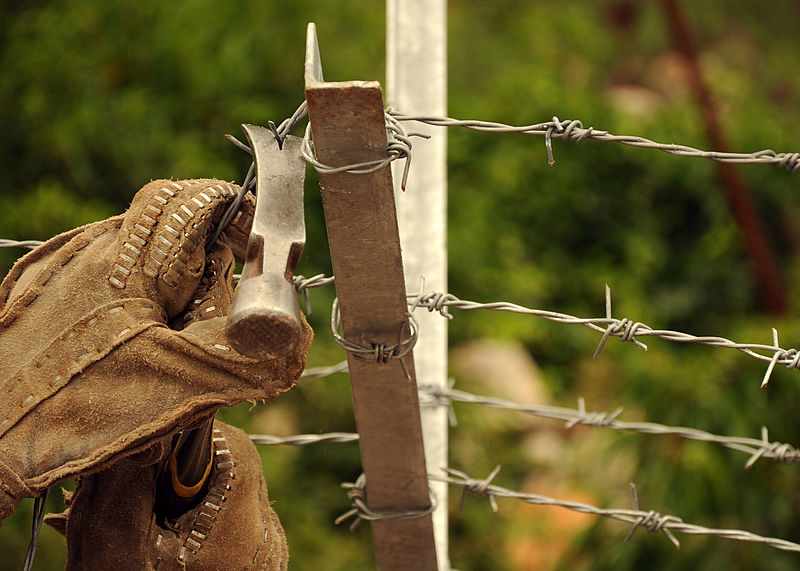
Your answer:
(4, 107), (800, 565)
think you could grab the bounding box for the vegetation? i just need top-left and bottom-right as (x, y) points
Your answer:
(2, 1), (800, 569)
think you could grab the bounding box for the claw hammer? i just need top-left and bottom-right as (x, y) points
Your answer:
(155, 125), (306, 518)
(225, 124), (307, 359)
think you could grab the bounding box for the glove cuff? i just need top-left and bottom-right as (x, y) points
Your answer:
(0, 458), (33, 523)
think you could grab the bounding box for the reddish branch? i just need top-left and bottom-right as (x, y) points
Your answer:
(660, 0), (787, 315)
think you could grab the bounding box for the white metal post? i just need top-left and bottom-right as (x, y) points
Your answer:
(387, 2), (449, 569)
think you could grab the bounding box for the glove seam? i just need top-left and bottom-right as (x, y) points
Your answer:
(0, 299), (167, 439)
(0, 221), (118, 323)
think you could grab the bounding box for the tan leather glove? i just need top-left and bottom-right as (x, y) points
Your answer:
(44, 420), (288, 570)
(0, 178), (312, 523)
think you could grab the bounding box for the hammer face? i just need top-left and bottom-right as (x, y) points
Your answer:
(226, 274), (302, 358)
(225, 125), (307, 359)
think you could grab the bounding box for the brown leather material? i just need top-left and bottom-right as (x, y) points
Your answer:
(0, 459), (33, 523)
(0, 179), (312, 524)
(57, 421), (288, 570)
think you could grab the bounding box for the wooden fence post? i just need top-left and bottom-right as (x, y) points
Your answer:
(304, 23), (439, 571)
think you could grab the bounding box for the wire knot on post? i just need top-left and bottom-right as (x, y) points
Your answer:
(331, 298), (418, 381)
(301, 109), (428, 190)
(335, 474), (436, 531)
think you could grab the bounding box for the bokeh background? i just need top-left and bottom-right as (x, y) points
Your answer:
(2, 1), (800, 569)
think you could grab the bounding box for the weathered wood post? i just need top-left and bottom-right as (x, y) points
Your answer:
(304, 23), (439, 571)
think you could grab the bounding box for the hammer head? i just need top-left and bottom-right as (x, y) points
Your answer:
(225, 124), (306, 359)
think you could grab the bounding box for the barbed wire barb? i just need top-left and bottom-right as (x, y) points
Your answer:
(593, 284), (648, 358)
(446, 465), (501, 512)
(292, 273), (336, 316)
(758, 327), (800, 388)
(419, 377), (459, 426)
(625, 483), (681, 548)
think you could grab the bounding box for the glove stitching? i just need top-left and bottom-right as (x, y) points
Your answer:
(1, 224), (114, 324)
(111, 185), (177, 288)
(0, 299), (166, 438)
(183, 257), (225, 328)
(111, 181), (240, 291)
(157, 185), (238, 289)
(173, 423), (236, 562)
(253, 488), (271, 566)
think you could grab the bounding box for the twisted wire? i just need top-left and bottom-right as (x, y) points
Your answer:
(300, 360), (349, 379)
(335, 473), (437, 531)
(249, 432), (358, 446)
(249, 273), (800, 388)
(301, 111), (427, 190)
(433, 467), (800, 553)
(410, 286), (800, 388)
(330, 297), (418, 380)
(418, 386), (800, 468)
(390, 111), (800, 172)
(293, 273), (336, 316)
(254, 372), (800, 469)
(0, 239), (44, 250)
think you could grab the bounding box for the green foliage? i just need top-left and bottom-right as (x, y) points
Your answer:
(3, 0), (800, 569)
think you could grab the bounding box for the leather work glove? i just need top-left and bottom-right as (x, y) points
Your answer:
(0, 178), (312, 523)
(44, 420), (288, 570)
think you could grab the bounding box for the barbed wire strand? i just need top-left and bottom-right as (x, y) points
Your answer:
(3, 247), (797, 389)
(300, 360), (349, 379)
(245, 422), (800, 552)
(248, 373), (800, 468)
(0, 239), (43, 250)
(389, 111), (800, 172)
(417, 383), (800, 468)
(232, 272), (800, 390)
(410, 285), (800, 389)
(242, 427), (800, 555)
(433, 466), (800, 553)
(249, 432), (358, 446)
(280, 278), (800, 390)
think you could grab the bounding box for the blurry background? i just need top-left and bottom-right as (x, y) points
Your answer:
(2, 0), (800, 569)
